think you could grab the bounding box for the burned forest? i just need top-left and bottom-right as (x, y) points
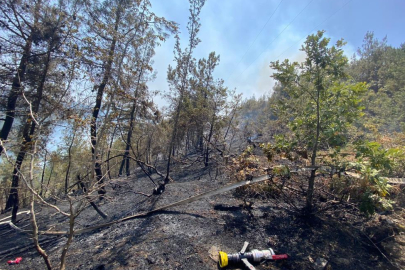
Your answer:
(0, 0), (404, 269)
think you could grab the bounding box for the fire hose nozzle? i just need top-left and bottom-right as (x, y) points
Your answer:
(218, 242), (288, 269)
(219, 251), (228, 268)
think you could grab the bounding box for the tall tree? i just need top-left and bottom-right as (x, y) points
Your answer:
(0, 0), (42, 156)
(190, 52), (220, 153)
(270, 30), (368, 213)
(203, 80), (227, 166)
(117, 28), (160, 177)
(165, 0), (205, 182)
(4, 1), (79, 222)
(187, 52), (230, 165)
(349, 32), (405, 132)
(85, 0), (123, 196)
(351, 31), (388, 93)
(83, 0), (175, 194)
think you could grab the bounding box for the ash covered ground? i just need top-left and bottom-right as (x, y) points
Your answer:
(0, 155), (404, 270)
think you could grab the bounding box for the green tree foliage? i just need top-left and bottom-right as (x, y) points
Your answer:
(1, 0), (80, 222)
(188, 51), (220, 152)
(77, 0), (176, 194)
(350, 32), (405, 132)
(0, 0), (43, 156)
(186, 52), (230, 165)
(270, 30), (368, 213)
(165, 0), (205, 181)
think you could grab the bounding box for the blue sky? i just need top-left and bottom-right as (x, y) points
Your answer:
(149, 0), (405, 108)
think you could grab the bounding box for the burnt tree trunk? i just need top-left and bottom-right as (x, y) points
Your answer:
(204, 112), (216, 167)
(5, 43), (51, 223)
(0, 31), (34, 156)
(166, 98), (182, 182)
(65, 130), (76, 194)
(118, 43), (148, 177)
(90, 8), (121, 196)
(39, 151), (47, 197)
(146, 134), (153, 174)
(43, 162), (54, 198)
(5, 147), (27, 223)
(119, 101), (136, 176)
(107, 122), (119, 180)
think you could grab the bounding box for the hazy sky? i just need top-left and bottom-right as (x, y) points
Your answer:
(148, 0), (405, 108)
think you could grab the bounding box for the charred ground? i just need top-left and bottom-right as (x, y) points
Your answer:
(0, 150), (404, 270)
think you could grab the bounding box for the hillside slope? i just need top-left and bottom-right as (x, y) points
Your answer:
(0, 158), (403, 270)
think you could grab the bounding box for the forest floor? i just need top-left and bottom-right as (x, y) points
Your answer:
(0, 149), (404, 270)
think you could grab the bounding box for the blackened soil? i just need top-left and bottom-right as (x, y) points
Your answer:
(0, 161), (403, 270)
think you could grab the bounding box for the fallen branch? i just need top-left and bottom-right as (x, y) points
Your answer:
(30, 199), (52, 270)
(76, 175), (108, 219)
(361, 229), (400, 269)
(136, 162), (158, 187)
(126, 155), (173, 194)
(203, 134), (225, 156)
(127, 155), (171, 182)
